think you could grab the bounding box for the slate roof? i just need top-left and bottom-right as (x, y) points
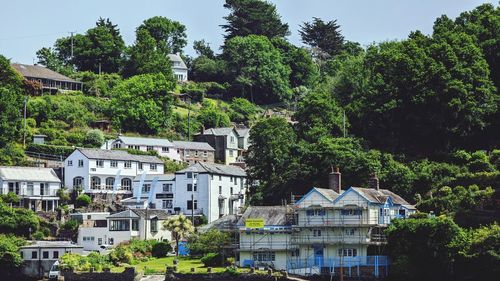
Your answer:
(200, 127), (236, 136)
(237, 206), (293, 226)
(172, 141), (215, 151)
(11, 63), (80, 83)
(133, 174), (175, 182)
(76, 148), (164, 164)
(236, 128), (250, 137)
(198, 214), (239, 233)
(118, 136), (173, 147)
(168, 54), (187, 69)
(21, 240), (82, 249)
(176, 162), (246, 177)
(351, 187), (415, 209)
(132, 209), (170, 220)
(107, 209), (139, 218)
(315, 188), (340, 201)
(0, 166), (61, 182)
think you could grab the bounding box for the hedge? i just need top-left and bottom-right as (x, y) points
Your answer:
(26, 143), (74, 157)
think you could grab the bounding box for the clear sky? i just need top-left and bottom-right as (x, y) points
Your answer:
(0, 0), (495, 64)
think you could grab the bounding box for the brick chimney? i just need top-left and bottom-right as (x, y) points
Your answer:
(369, 173), (380, 190)
(329, 166), (341, 193)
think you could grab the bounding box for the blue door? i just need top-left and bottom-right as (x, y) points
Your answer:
(314, 246), (324, 266)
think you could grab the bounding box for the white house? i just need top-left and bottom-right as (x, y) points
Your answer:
(0, 166), (61, 212)
(77, 209), (171, 251)
(238, 206), (293, 270)
(103, 135), (181, 161)
(194, 127), (240, 164)
(122, 162), (247, 223)
(235, 127), (251, 151)
(168, 53), (188, 82)
(64, 148), (164, 197)
(20, 241), (83, 278)
(172, 140), (215, 164)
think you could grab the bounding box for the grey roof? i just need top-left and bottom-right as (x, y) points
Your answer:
(200, 127), (237, 136)
(198, 214), (239, 233)
(172, 141), (215, 151)
(315, 188), (340, 201)
(133, 174), (175, 182)
(352, 187), (415, 209)
(236, 128), (250, 137)
(21, 241), (82, 249)
(176, 162), (246, 177)
(0, 166), (61, 183)
(76, 148), (164, 164)
(107, 209), (140, 219)
(132, 209), (170, 220)
(237, 206), (293, 226)
(168, 54), (187, 69)
(11, 63), (81, 83)
(117, 136), (173, 147)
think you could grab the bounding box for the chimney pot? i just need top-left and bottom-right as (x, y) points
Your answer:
(329, 166), (341, 193)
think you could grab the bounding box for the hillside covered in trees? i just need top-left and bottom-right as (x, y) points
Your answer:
(0, 1), (499, 279)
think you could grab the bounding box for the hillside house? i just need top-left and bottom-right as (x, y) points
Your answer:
(172, 140), (215, 164)
(11, 63), (82, 93)
(168, 53), (188, 82)
(104, 135), (181, 161)
(194, 127), (240, 164)
(0, 166), (61, 211)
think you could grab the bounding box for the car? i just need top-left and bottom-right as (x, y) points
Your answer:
(97, 244), (113, 254)
(48, 260), (60, 281)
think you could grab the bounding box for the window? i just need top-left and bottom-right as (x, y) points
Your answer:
(31, 251), (37, 259)
(98, 238), (102, 245)
(230, 187), (233, 195)
(73, 177), (84, 188)
(138, 163), (143, 170)
(53, 251), (59, 259)
(162, 200), (173, 209)
(124, 161), (132, 169)
(110, 160), (118, 168)
(313, 229), (322, 237)
(142, 184), (151, 193)
(150, 164), (157, 171)
(187, 184), (192, 192)
(109, 238), (114, 245)
(193, 173), (198, 179)
(306, 209), (326, 216)
(20, 251), (23, 259)
(67, 160), (73, 166)
(146, 146), (154, 151)
(109, 219), (130, 231)
(27, 182), (34, 195)
(229, 150), (234, 157)
(187, 200), (198, 210)
(187, 172), (192, 178)
(219, 186), (222, 195)
(230, 136), (235, 143)
(150, 218), (158, 232)
(185, 150), (190, 156)
(338, 248), (357, 257)
(203, 151), (208, 157)
(341, 209), (362, 216)
(105, 177), (115, 190)
(91, 177), (101, 189)
(43, 251), (49, 259)
(163, 184), (172, 192)
(253, 252), (275, 262)
(132, 219), (139, 231)
(78, 159), (84, 167)
(193, 184), (197, 191)
(96, 159), (104, 168)
(121, 178), (132, 190)
(162, 147), (169, 153)
(345, 228), (355, 236)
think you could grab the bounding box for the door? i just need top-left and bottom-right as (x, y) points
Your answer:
(314, 246), (324, 266)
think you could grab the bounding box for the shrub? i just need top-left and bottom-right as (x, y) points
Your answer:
(75, 194), (91, 208)
(32, 231), (45, 240)
(200, 252), (223, 267)
(152, 242), (172, 258)
(26, 143), (74, 157)
(84, 129), (105, 148)
(109, 245), (133, 265)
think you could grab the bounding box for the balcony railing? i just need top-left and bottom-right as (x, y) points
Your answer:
(290, 234), (387, 245)
(287, 255), (390, 270)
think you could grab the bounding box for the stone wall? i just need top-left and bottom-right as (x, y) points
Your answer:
(61, 267), (135, 281)
(165, 273), (289, 281)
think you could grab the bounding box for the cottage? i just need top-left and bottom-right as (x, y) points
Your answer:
(194, 127), (240, 164)
(168, 53), (188, 82)
(172, 140), (215, 164)
(64, 148), (164, 197)
(20, 241), (83, 278)
(11, 63), (82, 93)
(77, 209), (171, 251)
(104, 135), (181, 161)
(0, 166), (61, 211)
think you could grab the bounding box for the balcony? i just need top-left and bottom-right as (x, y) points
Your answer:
(291, 233), (386, 245)
(296, 216), (380, 227)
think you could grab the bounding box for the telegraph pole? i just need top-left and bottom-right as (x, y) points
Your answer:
(68, 31), (76, 58)
(23, 95), (28, 148)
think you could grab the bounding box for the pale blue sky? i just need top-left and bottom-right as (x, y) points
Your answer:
(0, 0), (495, 64)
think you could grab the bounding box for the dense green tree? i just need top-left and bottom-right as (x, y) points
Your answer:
(0, 201), (40, 237)
(221, 0), (289, 40)
(197, 106), (231, 128)
(299, 17), (345, 57)
(223, 35), (291, 103)
(190, 56), (227, 83)
(70, 71), (122, 97)
(188, 229), (230, 257)
(36, 47), (74, 76)
(0, 55), (24, 147)
(193, 39), (215, 59)
(137, 16), (187, 54)
(110, 73), (175, 134)
(0, 234), (26, 278)
(229, 97), (259, 123)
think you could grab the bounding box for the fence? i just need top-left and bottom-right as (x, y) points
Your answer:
(287, 255), (390, 277)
